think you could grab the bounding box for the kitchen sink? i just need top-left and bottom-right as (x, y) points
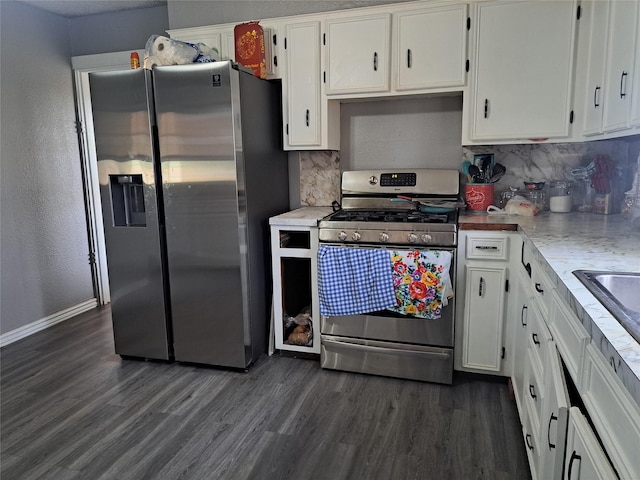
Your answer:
(573, 270), (640, 343)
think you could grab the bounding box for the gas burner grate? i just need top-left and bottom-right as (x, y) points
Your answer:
(328, 210), (450, 224)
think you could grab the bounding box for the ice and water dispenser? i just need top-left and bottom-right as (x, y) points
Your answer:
(109, 174), (146, 226)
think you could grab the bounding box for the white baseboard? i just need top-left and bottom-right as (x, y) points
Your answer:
(0, 299), (98, 348)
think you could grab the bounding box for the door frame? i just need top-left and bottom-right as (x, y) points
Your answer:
(71, 50), (144, 305)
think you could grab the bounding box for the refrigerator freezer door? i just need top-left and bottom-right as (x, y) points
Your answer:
(154, 62), (247, 367)
(90, 69), (171, 360)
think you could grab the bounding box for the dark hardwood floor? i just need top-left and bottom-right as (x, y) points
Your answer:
(1, 307), (530, 480)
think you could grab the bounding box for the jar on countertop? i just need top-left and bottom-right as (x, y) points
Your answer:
(499, 186), (521, 207)
(549, 180), (573, 213)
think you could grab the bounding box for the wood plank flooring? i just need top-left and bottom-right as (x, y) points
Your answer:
(1, 307), (530, 480)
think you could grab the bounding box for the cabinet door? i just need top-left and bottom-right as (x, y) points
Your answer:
(630, 4), (640, 128)
(511, 269), (531, 417)
(168, 30), (223, 60)
(284, 21), (322, 147)
(580, 0), (610, 136)
(564, 408), (618, 480)
(471, 1), (576, 140)
(581, 344), (640, 479)
(325, 13), (391, 95)
(394, 4), (467, 91)
(539, 347), (569, 480)
(461, 265), (506, 372)
(602, 0), (638, 132)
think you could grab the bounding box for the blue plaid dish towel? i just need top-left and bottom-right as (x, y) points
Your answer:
(318, 245), (396, 316)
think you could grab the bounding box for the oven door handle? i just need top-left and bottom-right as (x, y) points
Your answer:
(321, 336), (452, 360)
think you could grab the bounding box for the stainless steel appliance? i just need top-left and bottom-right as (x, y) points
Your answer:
(318, 169), (460, 384)
(90, 61), (288, 368)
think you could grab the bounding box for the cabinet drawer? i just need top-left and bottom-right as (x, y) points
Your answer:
(465, 235), (509, 260)
(549, 291), (589, 385)
(581, 344), (640, 480)
(522, 410), (540, 480)
(526, 302), (552, 383)
(530, 261), (555, 318)
(523, 348), (545, 444)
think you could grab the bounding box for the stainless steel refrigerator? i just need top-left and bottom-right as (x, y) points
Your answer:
(89, 61), (289, 368)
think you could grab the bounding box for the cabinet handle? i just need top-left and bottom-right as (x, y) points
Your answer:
(594, 85), (600, 108)
(532, 333), (540, 346)
(547, 413), (557, 450)
(567, 451), (581, 479)
(407, 49), (412, 68)
(535, 283), (544, 294)
(521, 243), (531, 278)
(525, 433), (534, 451)
(484, 98), (489, 118)
(373, 52), (378, 71)
(610, 356), (618, 373)
(620, 71), (628, 98)
(529, 384), (537, 400)
(478, 277), (484, 296)
(305, 109), (309, 127)
(521, 305), (528, 327)
(475, 245), (498, 250)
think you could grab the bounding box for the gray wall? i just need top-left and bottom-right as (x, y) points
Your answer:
(0, 1), (93, 334)
(0, 2), (169, 336)
(70, 5), (169, 56)
(167, 0), (413, 28)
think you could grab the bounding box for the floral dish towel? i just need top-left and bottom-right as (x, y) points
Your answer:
(386, 250), (453, 319)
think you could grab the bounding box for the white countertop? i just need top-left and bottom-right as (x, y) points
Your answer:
(269, 207), (333, 227)
(461, 211), (640, 404)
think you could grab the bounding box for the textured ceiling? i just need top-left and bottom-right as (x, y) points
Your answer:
(17, 0), (167, 18)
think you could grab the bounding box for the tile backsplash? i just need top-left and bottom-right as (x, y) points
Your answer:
(294, 136), (640, 208)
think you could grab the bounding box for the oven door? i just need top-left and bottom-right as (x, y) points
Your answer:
(318, 243), (456, 384)
(321, 302), (454, 347)
(319, 244), (455, 348)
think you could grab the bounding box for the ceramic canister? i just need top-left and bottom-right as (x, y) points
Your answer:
(465, 183), (494, 211)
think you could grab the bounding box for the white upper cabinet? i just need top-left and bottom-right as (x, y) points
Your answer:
(580, 0), (610, 136)
(602, 0), (638, 132)
(576, 0), (639, 137)
(394, 4), (468, 91)
(282, 20), (340, 150)
(283, 21), (321, 147)
(469, 0), (577, 141)
(325, 13), (391, 95)
(168, 23), (281, 79)
(632, 3), (640, 129)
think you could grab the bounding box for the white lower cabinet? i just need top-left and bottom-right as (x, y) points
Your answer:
(270, 223), (321, 355)
(502, 232), (638, 480)
(539, 347), (570, 480)
(457, 231), (513, 374)
(511, 268), (531, 417)
(581, 344), (640, 480)
(565, 407), (618, 480)
(461, 265), (506, 371)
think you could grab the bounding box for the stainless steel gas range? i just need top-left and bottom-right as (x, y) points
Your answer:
(317, 168), (461, 384)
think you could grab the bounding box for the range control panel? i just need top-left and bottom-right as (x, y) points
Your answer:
(379, 172), (417, 187)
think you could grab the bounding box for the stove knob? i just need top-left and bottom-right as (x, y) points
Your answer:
(420, 234), (433, 244)
(351, 231), (361, 241)
(379, 232), (389, 242)
(407, 233), (418, 243)
(338, 231), (347, 241)
(368, 175), (378, 185)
